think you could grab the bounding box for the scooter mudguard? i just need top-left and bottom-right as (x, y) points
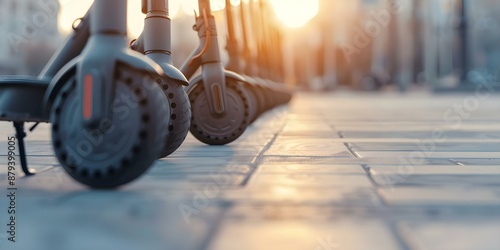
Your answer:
(116, 49), (164, 76)
(157, 62), (189, 86)
(45, 38), (165, 126)
(80, 37), (164, 127)
(130, 34), (189, 86)
(186, 70), (246, 94)
(44, 57), (80, 115)
(223, 70), (246, 82)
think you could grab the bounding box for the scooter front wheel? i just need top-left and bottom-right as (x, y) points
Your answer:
(189, 80), (250, 145)
(157, 78), (191, 158)
(50, 67), (170, 188)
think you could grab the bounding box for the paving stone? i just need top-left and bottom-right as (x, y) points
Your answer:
(356, 151), (500, 158)
(280, 122), (337, 136)
(150, 162), (252, 174)
(159, 155), (257, 165)
(374, 174), (500, 188)
(343, 138), (500, 143)
(256, 163), (365, 175)
(265, 138), (353, 157)
(455, 158), (500, 165)
(221, 185), (381, 206)
(140, 173), (246, 187)
(209, 211), (399, 250)
(341, 131), (500, 139)
(350, 142), (500, 152)
(260, 156), (454, 165)
(218, 204), (381, 220)
(334, 122), (500, 131)
(369, 165), (500, 187)
(248, 174), (374, 189)
(369, 165), (500, 175)
(169, 146), (263, 157)
(0, 189), (223, 250)
(378, 187), (500, 206)
(398, 220), (500, 250)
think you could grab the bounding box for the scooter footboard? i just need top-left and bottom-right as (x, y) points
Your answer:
(0, 77), (50, 123)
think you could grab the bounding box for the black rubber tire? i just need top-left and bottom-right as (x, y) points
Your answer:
(242, 81), (264, 124)
(50, 67), (169, 189)
(242, 84), (259, 124)
(189, 80), (250, 145)
(157, 79), (191, 158)
(261, 85), (276, 111)
(253, 85), (268, 115)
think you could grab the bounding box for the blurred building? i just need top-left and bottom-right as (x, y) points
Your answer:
(288, 0), (398, 90)
(0, 0), (61, 75)
(423, 0), (500, 89)
(291, 0), (500, 91)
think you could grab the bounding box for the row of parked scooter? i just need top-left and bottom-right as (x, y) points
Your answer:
(0, 0), (291, 188)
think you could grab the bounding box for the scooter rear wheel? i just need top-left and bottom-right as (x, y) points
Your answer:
(50, 67), (169, 188)
(189, 80), (250, 145)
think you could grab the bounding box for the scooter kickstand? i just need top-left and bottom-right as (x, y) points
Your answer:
(13, 122), (35, 176)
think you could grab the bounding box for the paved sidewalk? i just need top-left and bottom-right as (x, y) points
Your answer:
(1, 91), (500, 250)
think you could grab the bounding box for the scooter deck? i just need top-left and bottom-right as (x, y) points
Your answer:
(0, 76), (50, 123)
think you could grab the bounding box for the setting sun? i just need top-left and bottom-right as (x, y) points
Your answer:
(269, 0), (319, 28)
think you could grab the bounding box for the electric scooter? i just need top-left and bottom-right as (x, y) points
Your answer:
(131, 0), (290, 145)
(0, 0), (189, 188)
(238, 0), (291, 109)
(134, 0), (256, 145)
(224, 0), (267, 123)
(236, 0), (273, 114)
(132, 0), (192, 158)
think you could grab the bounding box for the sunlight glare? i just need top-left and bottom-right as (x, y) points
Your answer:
(230, 0), (241, 6)
(181, 0), (198, 16)
(169, 0), (182, 18)
(182, 0), (226, 15)
(269, 0), (319, 28)
(272, 186), (297, 199)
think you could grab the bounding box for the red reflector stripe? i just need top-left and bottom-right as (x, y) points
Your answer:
(83, 74), (93, 120)
(214, 85), (222, 111)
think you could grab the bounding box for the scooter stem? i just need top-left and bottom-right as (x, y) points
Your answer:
(78, 0), (129, 127)
(198, 0), (228, 115)
(225, 0), (240, 72)
(142, 0), (172, 64)
(180, 0), (228, 115)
